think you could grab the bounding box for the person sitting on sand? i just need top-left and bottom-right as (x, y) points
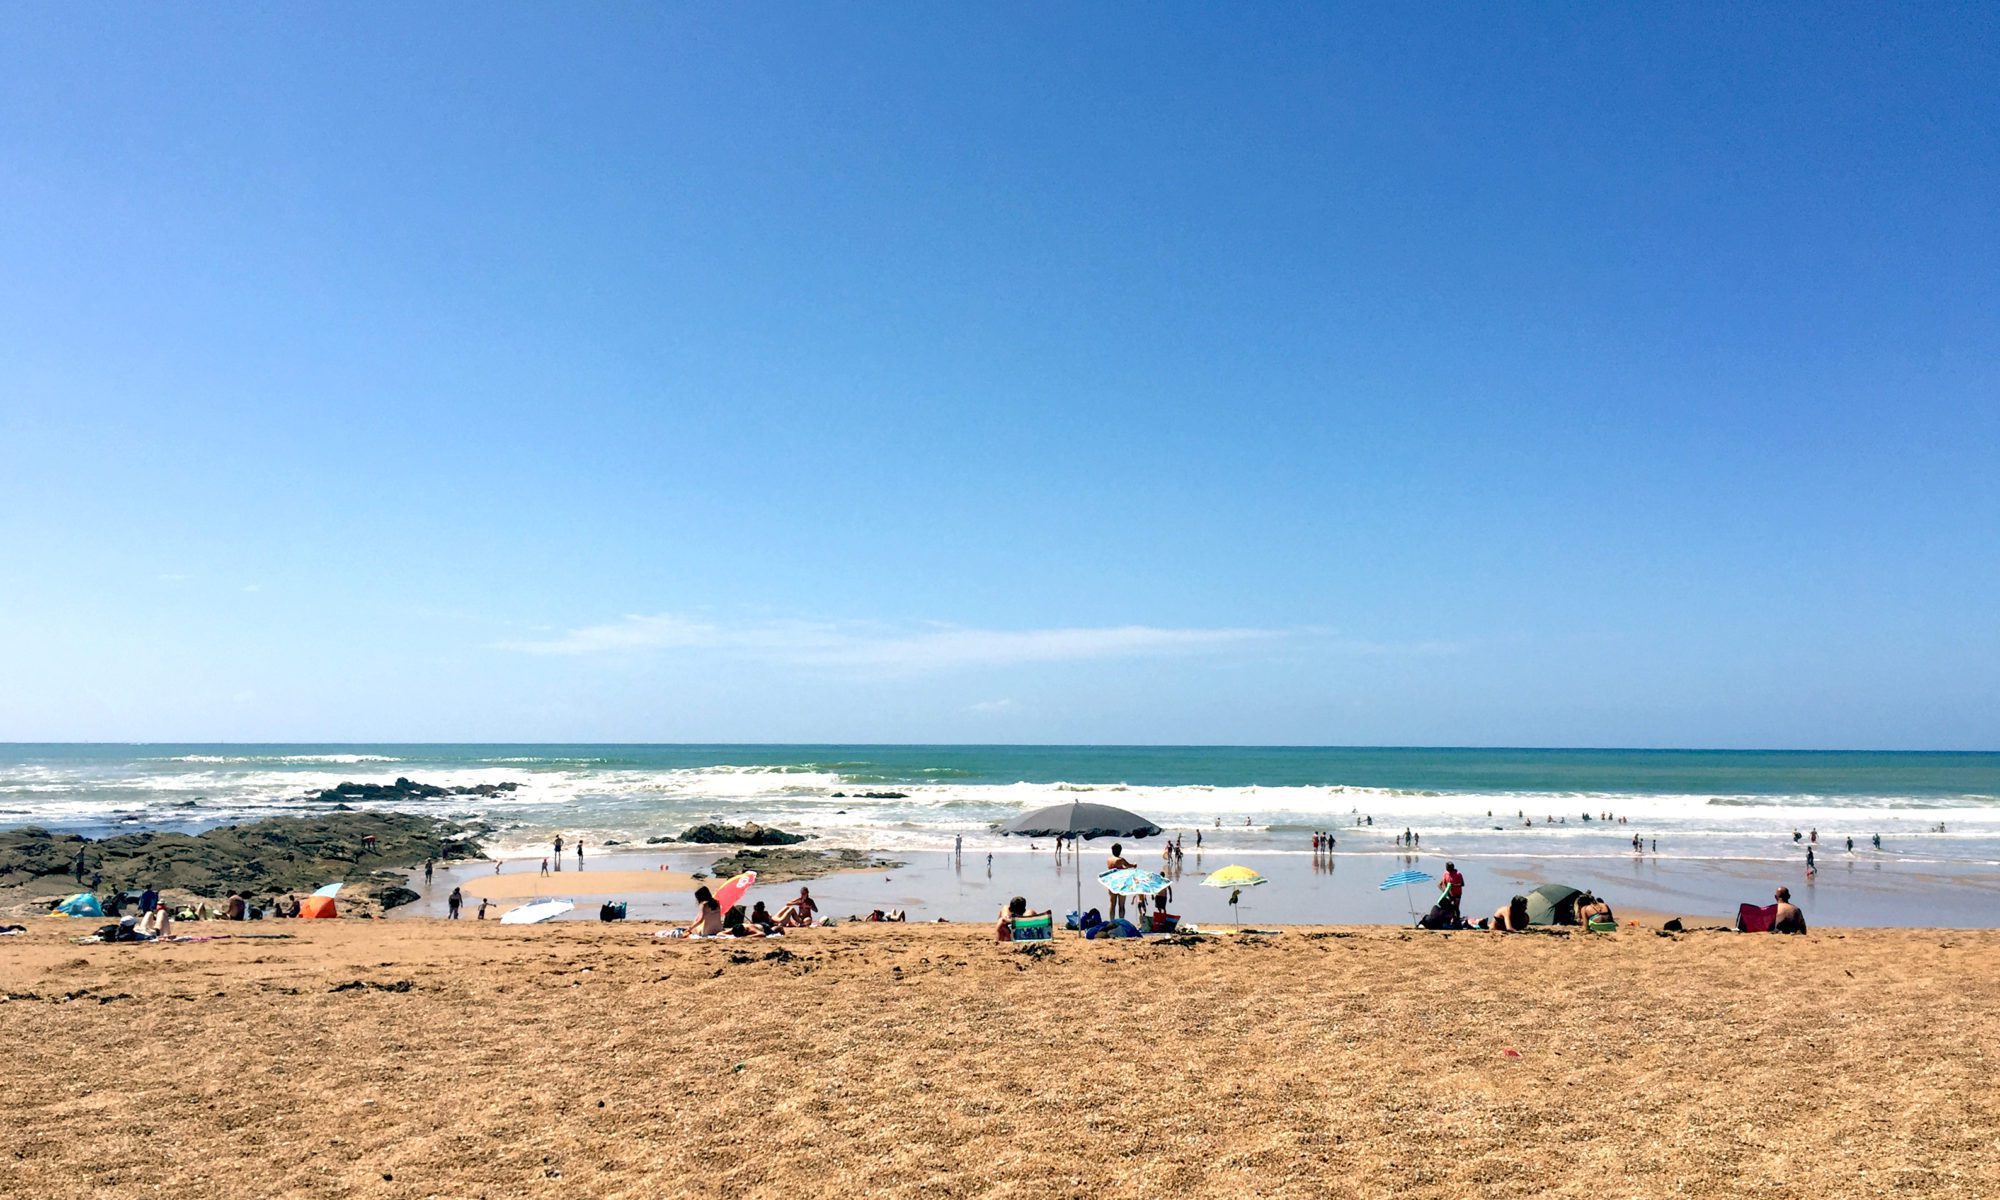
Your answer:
(995, 896), (1051, 942)
(721, 905), (762, 937)
(224, 893), (247, 921)
(135, 903), (173, 939)
(1575, 893), (1614, 926)
(684, 886), (724, 937)
(749, 901), (780, 934)
(1491, 895), (1530, 931)
(777, 887), (819, 928)
(1770, 887), (1807, 934)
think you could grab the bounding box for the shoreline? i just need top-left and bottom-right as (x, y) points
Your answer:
(392, 845), (2000, 928)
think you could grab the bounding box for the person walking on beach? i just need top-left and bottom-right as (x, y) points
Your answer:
(424, 857), (435, 885)
(1805, 845), (1816, 875)
(1195, 830), (1202, 849)
(576, 841), (584, 867)
(1104, 843), (1137, 921)
(73, 848), (87, 883)
(954, 834), (962, 857)
(477, 898), (490, 919)
(540, 857), (550, 877)
(447, 887), (462, 919)
(1846, 836), (1854, 853)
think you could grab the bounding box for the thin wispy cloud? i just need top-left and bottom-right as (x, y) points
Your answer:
(497, 613), (1461, 672)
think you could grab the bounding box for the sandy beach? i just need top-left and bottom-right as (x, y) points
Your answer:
(3, 918), (1994, 1198)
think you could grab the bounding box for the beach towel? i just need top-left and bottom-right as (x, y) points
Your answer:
(1736, 903), (1777, 933)
(1066, 908), (1103, 932)
(1084, 918), (1141, 939)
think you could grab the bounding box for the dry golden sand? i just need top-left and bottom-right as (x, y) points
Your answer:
(2, 920), (1996, 1199)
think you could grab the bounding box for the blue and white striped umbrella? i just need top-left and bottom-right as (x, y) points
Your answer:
(1098, 868), (1172, 896)
(1379, 869), (1434, 891)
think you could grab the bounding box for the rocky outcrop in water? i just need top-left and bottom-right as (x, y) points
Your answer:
(307, 777), (520, 804)
(707, 845), (903, 883)
(662, 822), (808, 846)
(0, 813), (486, 911)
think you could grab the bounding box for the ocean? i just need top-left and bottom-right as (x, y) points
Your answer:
(4, 743), (1996, 868)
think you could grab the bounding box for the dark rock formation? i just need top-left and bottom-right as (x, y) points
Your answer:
(0, 813), (485, 908)
(372, 885), (422, 911)
(306, 778), (520, 804)
(672, 822), (807, 846)
(707, 845), (904, 883)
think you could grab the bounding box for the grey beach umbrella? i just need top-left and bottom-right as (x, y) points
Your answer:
(997, 800), (1163, 930)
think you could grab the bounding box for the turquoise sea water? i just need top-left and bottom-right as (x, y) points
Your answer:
(2, 744), (1995, 868)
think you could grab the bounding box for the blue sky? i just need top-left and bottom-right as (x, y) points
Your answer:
(2, 5), (1995, 746)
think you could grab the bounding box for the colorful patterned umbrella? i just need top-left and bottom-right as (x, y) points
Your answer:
(1097, 868), (1171, 896)
(1380, 868), (1434, 917)
(1378, 870), (1434, 891)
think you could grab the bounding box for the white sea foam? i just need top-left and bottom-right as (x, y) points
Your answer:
(5, 755), (1997, 865)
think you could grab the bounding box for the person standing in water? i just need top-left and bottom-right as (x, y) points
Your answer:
(1104, 843), (1137, 922)
(576, 840), (584, 867)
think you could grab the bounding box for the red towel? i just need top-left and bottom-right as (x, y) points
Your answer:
(1737, 903), (1777, 933)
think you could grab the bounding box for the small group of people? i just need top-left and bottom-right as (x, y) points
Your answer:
(678, 885), (822, 938)
(1309, 831), (1337, 852)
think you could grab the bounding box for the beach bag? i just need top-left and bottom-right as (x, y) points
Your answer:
(1066, 908), (1104, 932)
(599, 902), (627, 922)
(1150, 911), (1179, 933)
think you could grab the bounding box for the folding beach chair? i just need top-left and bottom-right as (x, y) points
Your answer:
(1009, 915), (1053, 941)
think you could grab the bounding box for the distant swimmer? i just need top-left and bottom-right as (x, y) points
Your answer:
(1846, 836), (1854, 853)
(1872, 833), (1882, 849)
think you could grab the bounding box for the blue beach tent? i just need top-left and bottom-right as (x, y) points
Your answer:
(55, 893), (104, 917)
